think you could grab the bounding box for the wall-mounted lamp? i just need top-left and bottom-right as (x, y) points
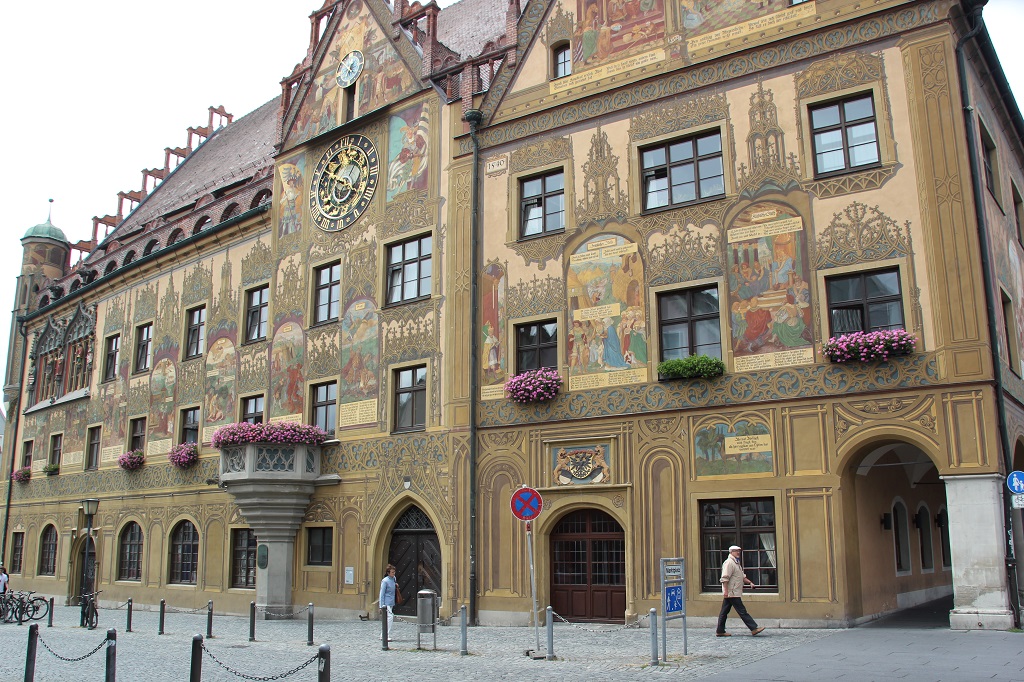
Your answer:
(403, 476), (411, 490)
(880, 512), (893, 530)
(935, 510), (948, 528)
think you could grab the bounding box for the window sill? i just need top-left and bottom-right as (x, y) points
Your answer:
(517, 228), (565, 242)
(383, 295), (431, 309)
(304, 564), (333, 571)
(241, 337), (267, 346)
(183, 354), (203, 362)
(392, 427), (426, 435)
(309, 318), (339, 329)
(812, 161), (883, 181)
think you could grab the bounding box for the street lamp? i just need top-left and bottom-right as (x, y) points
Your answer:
(81, 498), (99, 628)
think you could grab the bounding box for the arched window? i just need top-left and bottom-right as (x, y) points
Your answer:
(50, 286), (64, 299)
(170, 520), (199, 584)
(39, 525), (58, 575)
(220, 203), (240, 222)
(937, 507), (952, 569)
(38, 295), (50, 307)
(916, 504), (933, 571)
(167, 228), (184, 246)
(251, 190), (272, 209)
(118, 522), (144, 581)
(122, 251), (136, 267)
(104, 261), (117, 276)
(193, 216), (211, 235)
(552, 43), (571, 79)
(70, 280), (82, 293)
(892, 500), (911, 573)
(143, 239), (159, 256)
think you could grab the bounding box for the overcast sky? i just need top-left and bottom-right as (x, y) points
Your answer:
(0, 0), (1021, 401)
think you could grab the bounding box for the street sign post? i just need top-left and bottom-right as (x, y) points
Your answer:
(512, 486), (544, 658)
(1007, 471), (1024, 494)
(660, 557), (686, 660)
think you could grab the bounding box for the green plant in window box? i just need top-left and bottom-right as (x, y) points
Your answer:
(42, 463), (60, 475)
(657, 355), (725, 380)
(11, 467), (31, 483)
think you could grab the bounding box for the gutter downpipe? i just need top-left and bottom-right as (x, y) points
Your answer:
(954, 3), (1021, 627)
(464, 107), (484, 626)
(1, 318), (29, 565)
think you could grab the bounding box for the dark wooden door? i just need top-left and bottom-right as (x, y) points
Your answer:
(388, 506), (442, 616)
(550, 509), (626, 622)
(79, 539), (96, 596)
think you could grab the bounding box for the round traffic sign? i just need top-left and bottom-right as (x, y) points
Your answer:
(1008, 471), (1024, 494)
(510, 486), (543, 521)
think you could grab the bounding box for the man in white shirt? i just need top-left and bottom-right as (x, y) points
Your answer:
(716, 545), (765, 637)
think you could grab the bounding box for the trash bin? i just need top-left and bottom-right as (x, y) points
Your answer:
(416, 589), (437, 650)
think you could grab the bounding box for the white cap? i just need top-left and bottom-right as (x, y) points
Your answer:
(728, 545), (742, 552)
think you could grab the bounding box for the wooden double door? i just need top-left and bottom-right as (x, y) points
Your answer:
(550, 509), (626, 622)
(388, 506), (442, 616)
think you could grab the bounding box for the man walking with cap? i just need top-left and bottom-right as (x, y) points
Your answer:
(716, 545), (765, 637)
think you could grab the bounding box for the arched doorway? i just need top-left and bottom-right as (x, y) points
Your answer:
(387, 506), (441, 616)
(70, 536), (97, 601)
(549, 508), (626, 622)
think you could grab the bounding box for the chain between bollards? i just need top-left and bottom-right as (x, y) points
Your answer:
(546, 606), (555, 660)
(317, 643), (330, 682)
(158, 599), (165, 635)
(190, 633), (203, 682)
(25, 622), (38, 682)
(649, 608), (659, 667)
(206, 600), (214, 638)
(307, 603), (314, 646)
(249, 601), (256, 642)
(105, 628), (116, 682)
(126, 598), (133, 633)
(460, 604), (468, 656)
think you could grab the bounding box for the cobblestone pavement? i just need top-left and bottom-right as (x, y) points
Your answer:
(0, 603), (1019, 681)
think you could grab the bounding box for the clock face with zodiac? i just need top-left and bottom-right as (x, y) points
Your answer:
(309, 134), (379, 232)
(336, 50), (364, 89)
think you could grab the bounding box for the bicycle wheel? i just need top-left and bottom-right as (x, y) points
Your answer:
(86, 602), (98, 629)
(29, 597), (49, 621)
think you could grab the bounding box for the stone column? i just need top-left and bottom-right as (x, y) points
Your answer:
(941, 474), (1014, 630)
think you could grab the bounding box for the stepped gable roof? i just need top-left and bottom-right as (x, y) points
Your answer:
(437, 0), (509, 58)
(103, 96), (281, 243)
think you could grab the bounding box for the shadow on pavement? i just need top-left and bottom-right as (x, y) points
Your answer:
(859, 594), (952, 629)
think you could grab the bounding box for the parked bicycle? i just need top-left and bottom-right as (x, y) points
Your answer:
(0, 590), (48, 624)
(78, 589), (101, 629)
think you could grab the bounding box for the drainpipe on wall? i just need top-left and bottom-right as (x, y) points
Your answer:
(1, 318), (29, 565)
(464, 107), (484, 626)
(953, 2), (1021, 627)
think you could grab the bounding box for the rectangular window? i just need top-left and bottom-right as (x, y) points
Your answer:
(231, 529), (257, 588)
(184, 306), (206, 359)
(658, 286), (721, 361)
(700, 498), (777, 591)
(245, 285), (270, 342)
(393, 365), (427, 433)
(134, 323), (152, 372)
(1013, 184), (1024, 245)
(312, 382), (337, 434)
(10, 532), (24, 574)
(553, 45), (571, 79)
(181, 407), (200, 444)
(103, 334), (120, 382)
(981, 123), (1000, 199)
(810, 94), (880, 176)
(314, 263), (341, 324)
(86, 426), (101, 471)
(49, 434), (62, 470)
(21, 441), (32, 470)
(386, 235), (432, 305)
(826, 268), (904, 336)
(520, 170), (565, 237)
(129, 417), (147, 453)
(242, 395), (265, 424)
(306, 527), (333, 566)
(38, 527), (57, 576)
(1003, 292), (1020, 376)
(641, 131), (724, 212)
(515, 320), (558, 372)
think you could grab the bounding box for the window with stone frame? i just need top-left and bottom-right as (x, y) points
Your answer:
(21, 441), (32, 469)
(103, 334), (120, 382)
(245, 285), (269, 342)
(552, 43), (571, 79)
(169, 520), (199, 584)
(386, 235), (432, 305)
(393, 365), (427, 433)
(134, 323), (153, 372)
(809, 94), (880, 177)
(39, 525), (58, 576)
(306, 527), (333, 566)
(231, 529), (257, 588)
(520, 170), (565, 238)
(184, 306), (207, 359)
(86, 426), (101, 471)
(241, 395), (265, 424)
(129, 417), (147, 453)
(699, 498), (777, 591)
(825, 268), (904, 336)
(640, 131), (725, 212)
(180, 407), (200, 444)
(118, 522), (143, 581)
(10, 532), (24, 574)
(31, 302), (96, 404)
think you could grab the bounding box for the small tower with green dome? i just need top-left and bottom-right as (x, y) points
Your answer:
(19, 200), (71, 307)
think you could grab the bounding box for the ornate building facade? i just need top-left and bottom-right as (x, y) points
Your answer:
(3, 0), (1023, 630)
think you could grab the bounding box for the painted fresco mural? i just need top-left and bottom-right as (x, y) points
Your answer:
(270, 321), (305, 420)
(669, 0), (817, 60)
(277, 153), (305, 238)
(289, 0), (416, 146)
(726, 201), (812, 372)
(205, 337), (237, 425)
(566, 233), (648, 391)
(481, 263), (507, 397)
(150, 357), (177, 439)
(573, 0), (666, 68)
(693, 415), (772, 478)
(387, 102), (430, 201)
(340, 298), (380, 403)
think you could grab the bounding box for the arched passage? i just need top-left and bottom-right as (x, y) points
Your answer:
(386, 505), (441, 616)
(549, 508), (626, 622)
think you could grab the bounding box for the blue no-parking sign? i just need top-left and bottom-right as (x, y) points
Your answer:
(1007, 471), (1024, 494)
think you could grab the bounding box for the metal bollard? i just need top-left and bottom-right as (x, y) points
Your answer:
(189, 634), (203, 682)
(105, 628), (117, 682)
(206, 600), (214, 638)
(126, 598), (133, 633)
(249, 601), (256, 642)
(307, 603), (314, 646)
(649, 608), (658, 666)
(546, 606), (555, 660)
(158, 599), (165, 635)
(381, 607), (389, 651)
(47, 598), (54, 628)
(317, 643), (330, 682)
(459, 604), (468, 656)
(25, 623), (38, 682)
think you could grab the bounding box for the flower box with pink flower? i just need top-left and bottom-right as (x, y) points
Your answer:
(211, 422), (330, 482)
(822, 329), (917, 363)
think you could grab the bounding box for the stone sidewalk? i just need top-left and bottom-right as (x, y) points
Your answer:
(0, 602), (1020, 681)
